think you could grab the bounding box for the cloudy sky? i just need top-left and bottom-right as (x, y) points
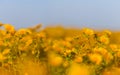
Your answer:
(0, 0), (120, 30)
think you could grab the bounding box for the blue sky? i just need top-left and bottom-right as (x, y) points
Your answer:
(0, 0), (120, 30)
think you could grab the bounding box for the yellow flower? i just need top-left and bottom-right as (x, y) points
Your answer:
(104, 52), (113, 64)
(65, 37), (72, 42)
(89, 53), (102, 65)
(0, 53), (7, 61)
(62, 41), (72, 48)
(2, 49), (10, 55)
(67, 63), (91, 75)
(103, 30), (112, 36)
(3, 24), (15, 33)
(110, 44), (119, 52)
(48, 52), (63, 66)
(26, 39), (33, 46)
(0, 30), (6, 35)
(74, 56), (83, 63)
(23, 36), (33, 46)
(18, 44), (28, 51)
(93, 47), (107, 56)
(52, 41), (62, 52)
(102, 67), (120, 75)
(63, 61), (69, 67)
(66, 49), (72, 55)
(99, 35), (109, 44)
(37, 32), (46, 38)
(0, 40), (3, 46)
(16, 28), (31, 35)
(83, 28), (94, 36)
(116, 51), (120, 57)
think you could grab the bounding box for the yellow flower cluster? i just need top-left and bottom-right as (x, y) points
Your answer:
(0, 22), (120, 75)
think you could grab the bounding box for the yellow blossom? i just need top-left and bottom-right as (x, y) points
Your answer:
(89, 53), (102, 65)
(62, 41), (72, 48)
(63, 61), (69, 67)
(116, 51), (120, 57)
(3, 24), (15, 33)
(52, 43), (61, 52)
(37, 32), (46, 38)
(110, 44), (119, 52)
(99, 35), (109, 44)
(104, 52), (113, 64)
(74, 56), (83, 63)
(67, 63), (91, 75)
(26, 40), (32, 46)
(93, 47), (108, 56)
(2, 49), (10, 55)
(48, 52), (63, 66)
(0, 40), (3, 46)
(0, 53), (7, 61)
(0, 30), (6, 35)
(16, 28), (31, 35)
(83, 28), (94, 36)
(103, 30), (112, 36)
(65, 37), (72, 42)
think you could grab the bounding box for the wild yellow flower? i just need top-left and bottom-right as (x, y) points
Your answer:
(67, 63), (91, 75)
(65, 37), (72, 42)
(93, 47), (108, 56)
(0, 40), (3, 46)
(62, 41), (72, 48)
(103, 30), (112, 36)
(63, 61), (69, 67)
(83, 28), (94, 36)
(37, 32), (46, 38)
(2, 49), (10, 55)
(22, 36), (33, 46)
(0, 53), (7, 61)
(89, 53), (102, 65)
(0, 30), (6, 35)
(104, 52), (113, 64)
(74, 56), (83, 63)
(66, 49), (72, 54)
(16, 28), (31, 35)
(3, 24), (15, 33)
(116, 51), (120, 57)
(48, 52), (63, 66)
(18, 44), (28, 51)
(99, 35), (109, 44)
(52, 44), (61, 52)
(26, 39), (33, 46)
(102, 67), (120, 75)
(110, 44), (119, 52)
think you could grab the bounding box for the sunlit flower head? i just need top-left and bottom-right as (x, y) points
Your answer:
(103, 30), (112, 36)
(93, 47), (108, 56)
(99, 35), (109, 44)
(48, 52), (63, 66)
(74, 56), (83, 63)
(3, 24), (15, 34)
(83, 28), (94, 36)
(16, 28), (32, 35)
(110, 44), (119, 52)
(0, 53), (7, 62)
(104, 52), (113, 64)
(2, 49), (10, 55)
(67, 63), (91, 75)
(88, 53), (102, 65)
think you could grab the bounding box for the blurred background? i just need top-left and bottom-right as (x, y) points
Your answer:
(0, 0), (120, 30)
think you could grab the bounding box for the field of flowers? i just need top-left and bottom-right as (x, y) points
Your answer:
(0, 22), (120, 75)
